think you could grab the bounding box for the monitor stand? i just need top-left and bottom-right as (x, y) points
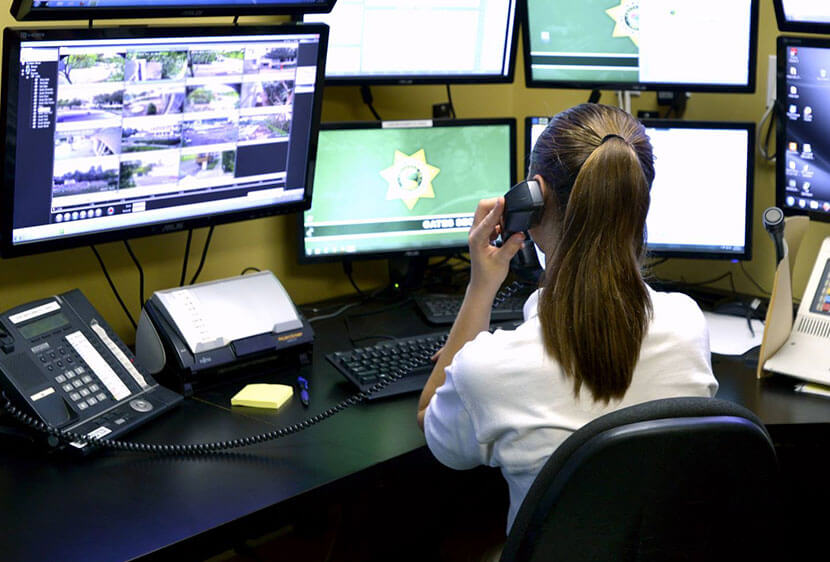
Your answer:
(388, 255), (428, 291)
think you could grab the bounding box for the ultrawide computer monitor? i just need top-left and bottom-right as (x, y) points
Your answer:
(774, 0), (830, 34)
(521, 0), (758, 92)
(304, 0), (518, 84)
(11, 0), (336, 21)
(526, 117), (754, 260)
(0, 25), (328, 257)
(777, 36), (830, 223)
(299, 118), (516, 265)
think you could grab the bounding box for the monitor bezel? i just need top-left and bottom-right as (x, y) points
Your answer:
(773, 0), (830, 34)
(297, 117), (518, 264)
(520, 0), (759, 93)
(775, 35), (830, 224)
(640, 119), (755, 261)
(0, 24), (329, 258)
(524, 116), (754, 261)
(300, 1), (519, 86)
(10, 0), (336, 21)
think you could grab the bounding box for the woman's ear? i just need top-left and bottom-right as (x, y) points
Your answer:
(532, 174), (549, 200)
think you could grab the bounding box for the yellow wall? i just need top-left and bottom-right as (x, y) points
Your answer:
(1, 2), (828, 344)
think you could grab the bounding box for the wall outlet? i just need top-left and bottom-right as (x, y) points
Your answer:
(766, 55), (777, 109)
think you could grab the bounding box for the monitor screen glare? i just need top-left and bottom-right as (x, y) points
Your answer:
(301, 120), (515, 260)
(779, 39), (830, 220)
(527, 118), (752, 259)
(305, 0), (517, 83)
(523, 0), (756, 91)
(2, 27), (326, 255)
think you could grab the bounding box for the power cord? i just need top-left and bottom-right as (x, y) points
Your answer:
(90, 245), (137, 329)
(180, 229), (193, 286)
(123, 240), (145, 307)
(445, 84), (456, 118)
(360, 85), (382, 121)
(1, 369), (408, 455)
(189, 226), (214, 285)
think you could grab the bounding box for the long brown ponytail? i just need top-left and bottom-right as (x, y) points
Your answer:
(530, 104), (655, 402)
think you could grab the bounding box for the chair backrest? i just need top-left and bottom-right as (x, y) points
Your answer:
(500, 397), (779, 562)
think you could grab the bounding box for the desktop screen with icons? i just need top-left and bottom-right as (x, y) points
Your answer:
(0, 25), (328, 257)
(526, 117), (754, 260)
(521, 0), (758, 92)
(300, 119), (516, 262)
(777, 36), (830, 223)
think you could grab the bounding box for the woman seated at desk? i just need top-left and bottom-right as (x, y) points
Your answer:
(416, 103), (718, 540)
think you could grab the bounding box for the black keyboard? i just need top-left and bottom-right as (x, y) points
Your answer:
(414, 282), (535, 325)
(326, 332), (448, 399)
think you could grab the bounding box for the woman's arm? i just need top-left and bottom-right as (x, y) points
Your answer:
(417, 197), (525, 430)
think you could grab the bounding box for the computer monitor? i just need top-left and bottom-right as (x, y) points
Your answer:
(776, 36), (830, 223)
(299, 118), (516, 284)
(774, 0), (830, 34)
(0, 25), (328, 257)
(11, 0), (336, 21)
(525, 117), (754, 260)
(303, 0), (518, 84)
(521, 0), (758, 92)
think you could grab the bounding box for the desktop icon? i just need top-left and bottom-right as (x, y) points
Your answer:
(71, 211), (79, 220)
(106, 206), (115, 215)
(804, 143), (812, 153)
(789, 160), (796, 170)
(790, 85), (798, 96)
(799, 199), (807, 208)
(94, 208), (102, 217)
(789, 142), (798, 152)
(805, 106), (813, 117)
(790, 66), (798, 75)
(789, 104), (797, 114)
(55, 214), (63, 222)
(811, 200), (819, 210)
(824, 202), (830, 212)
(787, 196), (796, 206)
(791, 47), (798, 57)
(804, 182), (812, 192)
(789, 179), (797, 189)
(822, 69), (828, 79)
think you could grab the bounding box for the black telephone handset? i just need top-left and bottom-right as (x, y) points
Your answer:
(0, 289), (182, 452)
(500, 180), (544, 277)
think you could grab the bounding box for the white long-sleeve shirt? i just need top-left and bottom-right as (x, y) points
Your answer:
(424, 287), (718, 531)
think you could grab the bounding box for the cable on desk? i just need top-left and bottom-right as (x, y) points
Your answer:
(189, 225), (214, 285)
(1, 369), (407, 455)
(180, 229), (193, 286)
(240, 266), (261, 275)
(758, 102), (778, 163)
(123, 240), (145, 307)
(90, 245), (136, 329)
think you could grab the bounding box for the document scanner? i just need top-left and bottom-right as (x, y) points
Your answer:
(136, 271), (313, 395)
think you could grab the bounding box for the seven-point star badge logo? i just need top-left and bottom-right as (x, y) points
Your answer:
(380, 148), (440, 210)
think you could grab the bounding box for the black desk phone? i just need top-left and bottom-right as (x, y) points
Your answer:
(501, 179), (544, 279)
(0, 289), (182, 451)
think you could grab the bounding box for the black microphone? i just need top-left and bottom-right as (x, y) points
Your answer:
(763, 206), (786, 266)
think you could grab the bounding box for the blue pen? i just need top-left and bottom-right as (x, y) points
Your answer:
(296, 376), (310, 407)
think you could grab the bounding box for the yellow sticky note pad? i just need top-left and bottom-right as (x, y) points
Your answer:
(231, 383), (294, 409)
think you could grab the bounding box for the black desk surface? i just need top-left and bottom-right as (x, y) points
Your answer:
(1, 297), (829, 561)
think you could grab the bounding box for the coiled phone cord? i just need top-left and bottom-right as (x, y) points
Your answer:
(0, 372), (404, 455)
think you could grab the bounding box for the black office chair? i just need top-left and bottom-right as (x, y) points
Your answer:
(500, 397), (779, 562)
